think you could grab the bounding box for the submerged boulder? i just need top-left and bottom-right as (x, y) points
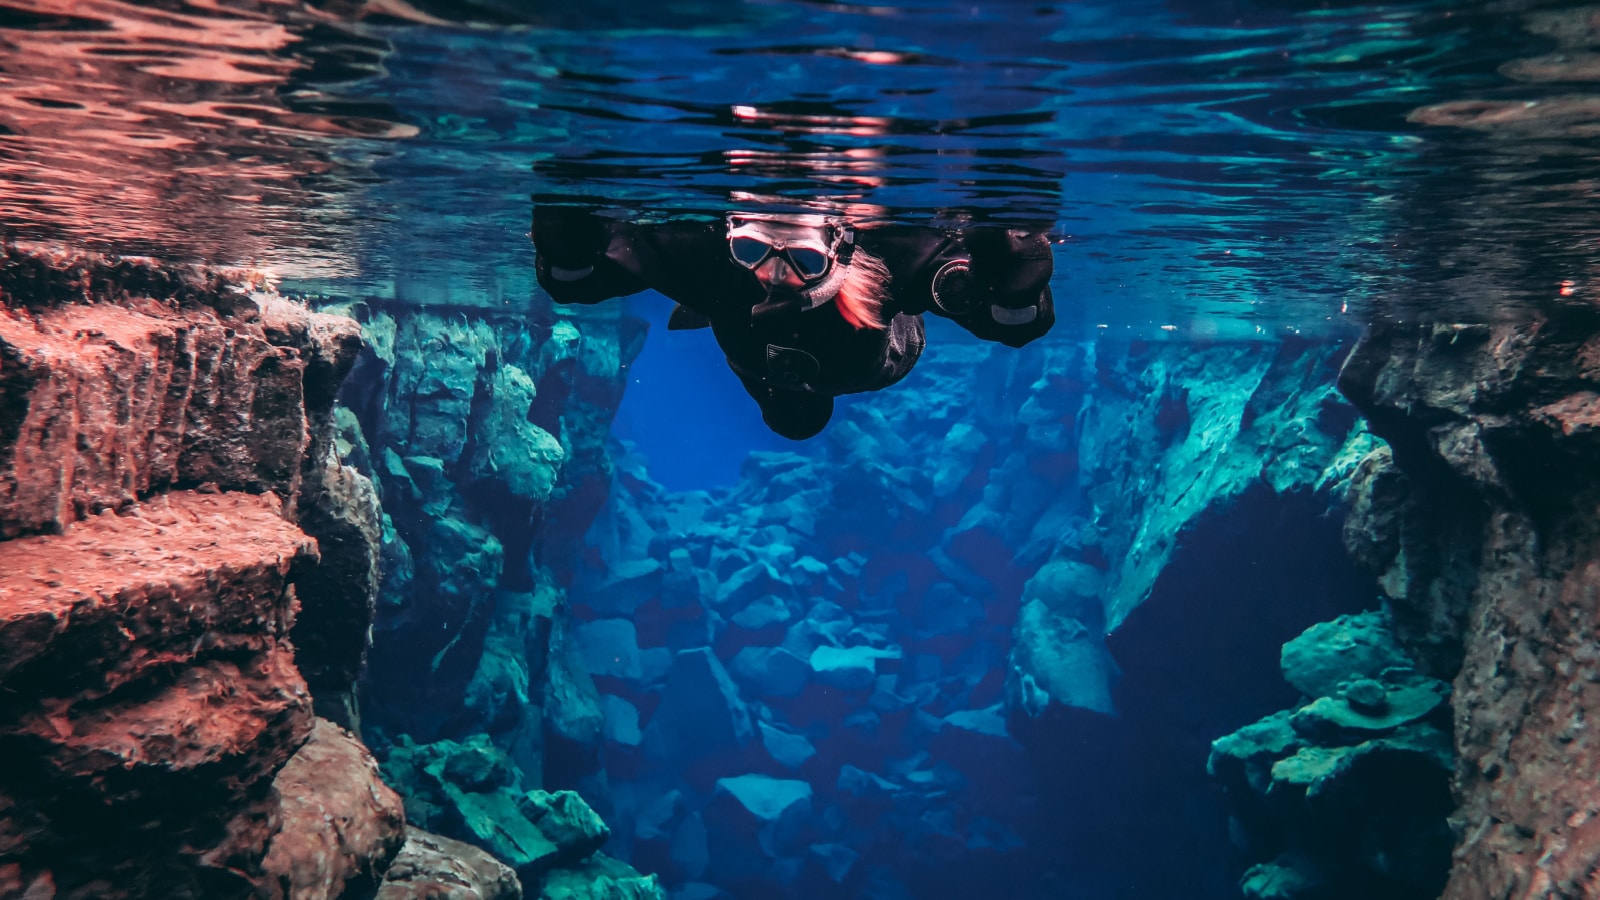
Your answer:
(808, 644), (902, 691)
(1006, 596), (1118, 719)
(730, 646), (810, 698)
(1279, 611), (1414, 700)
(536, 852), (665, 900)
(380, 736), (619, 881)
(1209, 611), (1453, 899)
(703, 775), (813, 885)
(376, 826), (521, 900)
(642, 648), (754, 763)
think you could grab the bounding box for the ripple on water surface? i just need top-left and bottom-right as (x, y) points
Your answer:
(1, 1), (1599, 332)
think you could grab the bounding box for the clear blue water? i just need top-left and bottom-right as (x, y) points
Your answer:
(3, 2), (1598, 898)
(5, 0), (1598, 333)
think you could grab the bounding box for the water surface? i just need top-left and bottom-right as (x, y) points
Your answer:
(4, 0), (1598, 334)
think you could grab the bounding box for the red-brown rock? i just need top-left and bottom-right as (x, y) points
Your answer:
(0, 490), (318, 899)
(0, 490), (315, 692)
(261, 718), (407, 899)
(1341, 316), (1600, 898)
(1, 252), (393, 900)
(0, 290), (361, 539)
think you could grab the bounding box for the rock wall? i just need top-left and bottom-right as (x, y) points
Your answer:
(327, 296), (663, 898)
(0, 248), (520, 900)
(331, 298), (643, 753)
(1339, 315), (1600, 898)
(1007, 336), (1369, 728)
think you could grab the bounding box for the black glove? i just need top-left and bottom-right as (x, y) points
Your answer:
(532, 206), (612, 271)
(940, 229), (1056, 347)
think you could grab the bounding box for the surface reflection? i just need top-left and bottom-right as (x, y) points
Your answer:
(0, 0), (412, 275)
(2, 0), (1599, 330)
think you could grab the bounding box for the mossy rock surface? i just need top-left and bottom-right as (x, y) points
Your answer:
(1289, 680), (1448, 739)
(537, 853), (666, 900)
(1279, 611), (1413, 700)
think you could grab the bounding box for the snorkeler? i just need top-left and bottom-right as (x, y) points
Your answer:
(532, 206), (1055, 439)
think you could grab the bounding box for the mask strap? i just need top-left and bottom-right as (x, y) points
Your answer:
(835, 225), (856, 266)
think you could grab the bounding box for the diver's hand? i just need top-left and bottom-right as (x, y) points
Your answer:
(532, 206), (611, 271)
(976, 286), (1054, 347)
(990, 302), (1039, 327)
(535, 253), (644, 305)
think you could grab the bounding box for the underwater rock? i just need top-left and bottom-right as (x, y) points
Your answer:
(375, 826), (521, 900)
(582, 558), (664, 616)
(627, 790), (696, 883)
(1005, 595), (1118, 720)
(703, 775), (813, 885)
(668, 812), (710, 883)
(0, 256), (409, 897)
(0, 288), (358, 538)
(261, 718), (407, 898)
(836, 765), (899, 801)
(602, 695), (642, 747)
(729, 646), (810, 698)
(1209, 611), (1453, 899)
(808, 644), (902, 691)
(1339, 317), (1600, 898)
(377, 313), (494, 463)
(1279, 611), (1414, 700)
(1238, 853), (1328, 900)
(641, 648), (753, 765)
(342, 300), (643, 755)
(381, 735), (619, 883)
(1287, 680), (1448, 741)
(463, 587), (557, 766)
(0, 490), (313, 689)
(520, 789), (612, 867)
(728, 594), (792, 634)
(542, 611), (608, 784)
(466, 363), (566, 504)
(573, 618), (645, 681)
(535, 852), (665, 900)
(291, 445), (383, 731)
(808, 842), (859, 884)
(758, 722), (817, 770)
(397, 736), (561, 872)
(713, 560), (794, 611)
(0, 490), (318, 897)
(1024, 340), (1360, 634)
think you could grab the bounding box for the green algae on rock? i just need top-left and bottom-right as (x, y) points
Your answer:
(1209, 609), (1453, 900)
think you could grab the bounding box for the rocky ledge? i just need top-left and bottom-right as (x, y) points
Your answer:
(0, 250), (516, 899)
(1340, 315), (1600, 898)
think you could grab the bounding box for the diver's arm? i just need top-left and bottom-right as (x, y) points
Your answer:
(532, 206), (648, 304)
(921, 228), (1056, 348)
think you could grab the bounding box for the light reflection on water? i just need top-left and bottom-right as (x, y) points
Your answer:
(0, 1), (1598, 333)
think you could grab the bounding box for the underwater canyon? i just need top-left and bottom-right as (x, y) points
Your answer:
(3, 247), (1600, 900)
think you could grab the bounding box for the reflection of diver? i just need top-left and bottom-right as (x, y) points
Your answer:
(533, 206), (1055, 439)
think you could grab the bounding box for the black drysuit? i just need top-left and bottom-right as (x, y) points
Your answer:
(533, 208), (1056, 438)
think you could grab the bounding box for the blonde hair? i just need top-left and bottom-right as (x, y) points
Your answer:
(835, 248), (890, 330)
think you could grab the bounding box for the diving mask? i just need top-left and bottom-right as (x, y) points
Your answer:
(727, 214), (855, 285)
